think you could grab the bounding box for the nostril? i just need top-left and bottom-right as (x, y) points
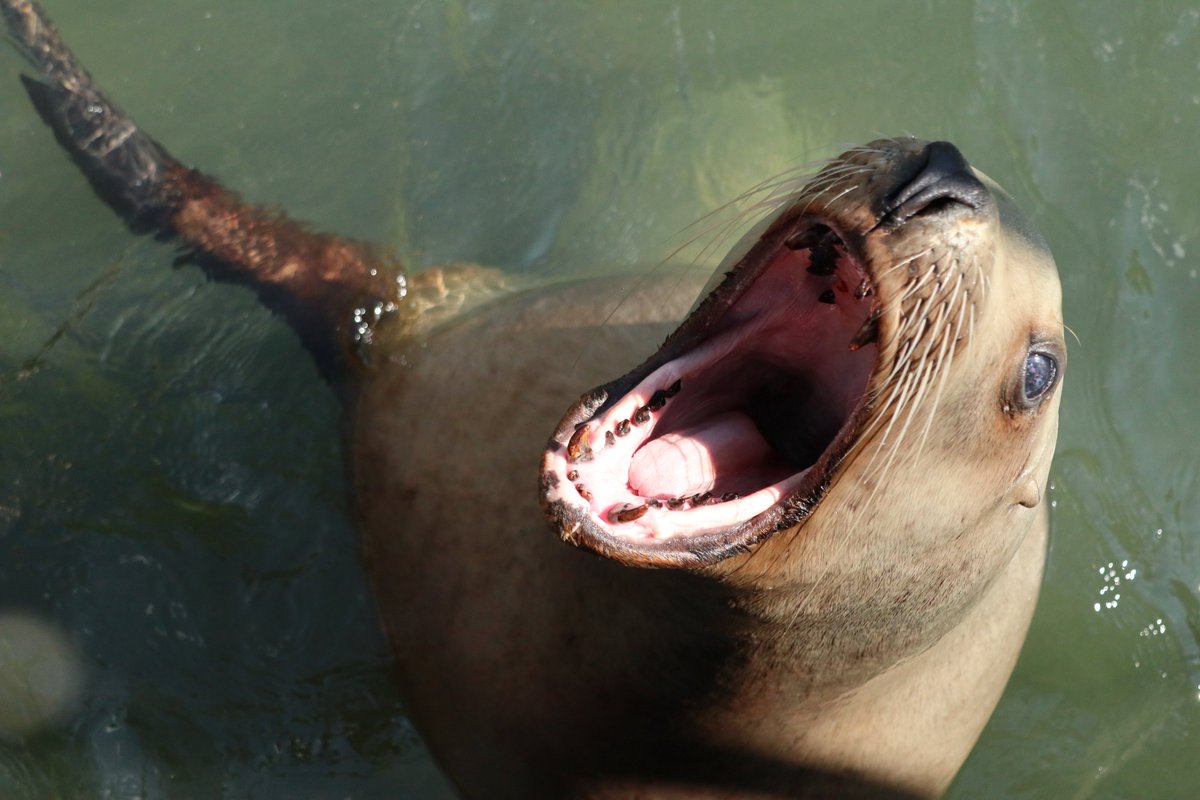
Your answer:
(883, 140), (989, 223)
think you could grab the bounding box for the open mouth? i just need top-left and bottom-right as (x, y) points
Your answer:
(541, 211), (882, 565)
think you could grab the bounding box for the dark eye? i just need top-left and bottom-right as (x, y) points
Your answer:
(1023, 351), (1058, 401)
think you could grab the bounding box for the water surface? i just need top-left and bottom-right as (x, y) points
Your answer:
(0, 1), (1196, 797)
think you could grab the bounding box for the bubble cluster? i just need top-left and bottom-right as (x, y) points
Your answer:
(1093, 559), (1137, 613)
(1137, 618), (1167, 638)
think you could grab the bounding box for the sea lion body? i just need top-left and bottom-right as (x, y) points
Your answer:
(356, 270), (1053, 798)
(3, 3), (1065, 798)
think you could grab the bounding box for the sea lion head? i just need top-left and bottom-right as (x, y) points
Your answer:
(540, 138), (1064, 594)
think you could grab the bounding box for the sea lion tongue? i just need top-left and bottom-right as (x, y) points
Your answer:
(627, 410), (775, 499)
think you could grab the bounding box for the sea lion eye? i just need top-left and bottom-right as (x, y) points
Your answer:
(1023, 351), (1057, 401)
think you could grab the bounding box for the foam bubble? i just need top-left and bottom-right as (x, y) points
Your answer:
(0, 611), (86, 740)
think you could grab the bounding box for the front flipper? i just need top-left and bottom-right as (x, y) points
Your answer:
(3, 0), (407, 381)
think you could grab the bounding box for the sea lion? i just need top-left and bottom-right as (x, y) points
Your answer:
(3, 2), (1065, 798)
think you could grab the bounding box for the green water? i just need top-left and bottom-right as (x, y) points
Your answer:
(0, 1), (1196, 797)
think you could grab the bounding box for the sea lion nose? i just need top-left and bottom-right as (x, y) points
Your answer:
(883, 140), (989, 223)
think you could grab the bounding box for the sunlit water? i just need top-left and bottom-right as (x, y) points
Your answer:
(0, 1), (1197, 798)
